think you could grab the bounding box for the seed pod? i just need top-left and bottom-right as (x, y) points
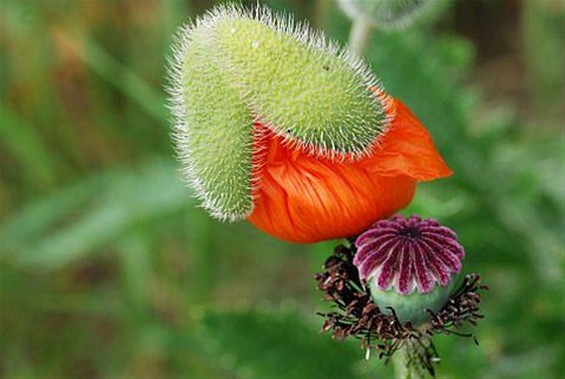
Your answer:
(354, 215), (465, 325)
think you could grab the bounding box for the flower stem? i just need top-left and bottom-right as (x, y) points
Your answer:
(391, 340), (429, 379)
(348, 16), (374, 56)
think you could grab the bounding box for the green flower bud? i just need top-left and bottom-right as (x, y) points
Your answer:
(338, 0), (434, 30)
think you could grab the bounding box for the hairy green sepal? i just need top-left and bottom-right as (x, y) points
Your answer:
(214, 17), (384, 154)
(169, 5), (387, 220)
(178, 25), (254, 220)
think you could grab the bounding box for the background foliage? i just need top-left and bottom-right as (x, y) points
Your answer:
(1, 0), (563, 378)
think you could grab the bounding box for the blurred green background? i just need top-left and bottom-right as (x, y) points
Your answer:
(0, 0), (563, 378)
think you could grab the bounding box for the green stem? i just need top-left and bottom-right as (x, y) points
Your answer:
(391, 339), (430, 379)
(392, 345), (410, 379)
(348, 16), (374, 56)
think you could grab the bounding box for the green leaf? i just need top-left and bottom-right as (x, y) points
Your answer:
(79, 34), (168, 122)
(0, 105), (57, 187)
(201, 306), (360, 378)
(0, 159), (193, 270)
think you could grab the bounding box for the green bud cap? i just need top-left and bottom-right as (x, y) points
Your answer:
(167, 5), (390, 221)
(213, 15), (386, 155)
(170, 22), (254, 221)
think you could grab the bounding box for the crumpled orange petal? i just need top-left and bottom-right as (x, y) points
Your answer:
(248, 96), (452, 243)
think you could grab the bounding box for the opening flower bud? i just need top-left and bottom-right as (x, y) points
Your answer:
(354, 215), (465, 325)
(168, 4), (451, 242)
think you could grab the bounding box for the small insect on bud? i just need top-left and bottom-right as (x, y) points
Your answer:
(338, 0), (434, 30)
(354, 215), (465, 325)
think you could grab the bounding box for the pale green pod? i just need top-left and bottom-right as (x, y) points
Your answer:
(339, 0), (434, 30)
(368, 278), (454, 326)
(167, 4), (390, 221)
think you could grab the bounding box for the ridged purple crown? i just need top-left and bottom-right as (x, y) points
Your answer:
(354, 215), (465, 295)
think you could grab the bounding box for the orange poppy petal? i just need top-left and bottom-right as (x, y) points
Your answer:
(247, 96), (451, 243)
(364, 97), (452, 180)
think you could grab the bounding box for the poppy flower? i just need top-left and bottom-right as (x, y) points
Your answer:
(248, 92), (451, 243)
(167, 5), (451, 243)
(315, 240), (485, 372)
